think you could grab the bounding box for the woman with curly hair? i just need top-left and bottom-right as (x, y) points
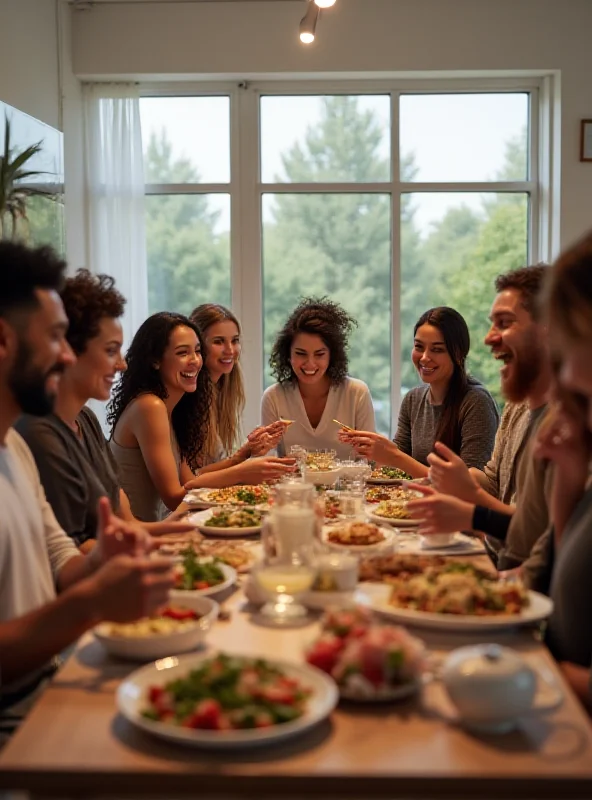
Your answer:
(188, 304), (290, 478)
(16, 271), (194, 544)
(108, 312), (213, 521)
(340, 306), (499, 478)
(261, 297), (375, 459)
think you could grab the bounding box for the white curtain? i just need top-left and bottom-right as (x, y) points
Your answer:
(82, 83), (148, 432)
(83, 83), (148, 350)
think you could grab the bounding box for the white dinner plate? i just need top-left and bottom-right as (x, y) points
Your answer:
(321, 523), (394, 553)
(366, 510), (420, 528)
(185, 508), (262, 538)
(394, 532), (486, 557)
(183, 488), (270, 511)
(117, 652), (339, 749)
(366, 476), (412, 486)
(303, 587), (371, 611)
(339, 677), (421, 703)
(363, 583), (554, 632)
(171, 562), (237, 598)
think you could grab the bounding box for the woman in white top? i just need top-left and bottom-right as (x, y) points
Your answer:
(261, 298), (375, 460)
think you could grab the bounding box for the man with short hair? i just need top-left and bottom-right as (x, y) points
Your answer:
(0, 242), (174, 727)
(409, 265), (553, 568)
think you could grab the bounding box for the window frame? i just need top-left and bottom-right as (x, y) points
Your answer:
(140, 76), (554, 435)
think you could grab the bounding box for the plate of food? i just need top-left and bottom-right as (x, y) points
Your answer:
(321, 521), (394, 553)
(185, 485), (271, 509)
(193, 540), (259, 573)
(320, 492), (344, 521)
(305, 607), (426, 702)
(367, 466), (413, 485)
(94, 596), (219, 661)
(117, 651), (339, 749)
(194, 506), (263, 536)
(171, 548), (236, 597)
(364, 561), (553, 631)
(396, 532), (486, 557)
(367, 496), (422, 527)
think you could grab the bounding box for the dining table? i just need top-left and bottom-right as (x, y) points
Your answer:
(1, 549), (592, 800)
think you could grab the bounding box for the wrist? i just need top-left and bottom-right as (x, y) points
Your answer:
(66, 577), (104, 627)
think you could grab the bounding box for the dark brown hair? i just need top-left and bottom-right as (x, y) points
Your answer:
(414, 307), (475, 453)
(546, 231), (592, 342)
(269, 297), (356, 386)
(60, 269), (126, 355)
(494, 264), (548, 320)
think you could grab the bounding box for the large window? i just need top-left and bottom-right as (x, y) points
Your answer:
(140, 81), (544, 432)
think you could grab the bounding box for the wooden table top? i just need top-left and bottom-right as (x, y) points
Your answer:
(1, 561), (592, 799)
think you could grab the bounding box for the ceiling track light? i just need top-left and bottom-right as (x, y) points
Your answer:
(314, 0), (337, 7)
(299, 1), (320, 45)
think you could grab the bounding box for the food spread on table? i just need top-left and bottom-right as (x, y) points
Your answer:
(202, 485), (270, 506)
(142, 654), (311, 730)
(359, 554), (450, 582)
(203, 507), (263, 529)
(194, 541), (254, 572)
(305, 452), (338, 471)
(306, 607), (425, 697)
(370, 466), (412, 481)
(387, 561), (529, 616)
(327, 521), (386, 546)
(104, 606), (202, 638)
(321, 493), (343, 520)
(174, 548), (226, 591)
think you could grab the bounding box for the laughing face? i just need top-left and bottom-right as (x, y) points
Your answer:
(157, 324), (203, 395)
(204, 319), (241, 383)
(290, 332), (330, 386)
(66, 316), (126, 402)
(411, 324), (455, 390)
(485, 288), (545, 403)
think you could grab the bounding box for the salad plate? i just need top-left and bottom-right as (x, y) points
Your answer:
(117, 652), (338, 749)
(366, 510), (420, 528)
(187, 507), (263, 537)
(171, 559), (237, 598)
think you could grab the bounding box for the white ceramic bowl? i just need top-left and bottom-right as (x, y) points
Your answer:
(420, 533), (456, 549)
(94, 595), (219, 661)
(303, 467), (342, 486)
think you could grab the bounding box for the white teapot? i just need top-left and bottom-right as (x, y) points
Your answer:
(441, 643), (563, 733)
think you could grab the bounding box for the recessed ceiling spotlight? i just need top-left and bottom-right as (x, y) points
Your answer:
(299, 1), (319, 44)
(314, 0), (337, 7)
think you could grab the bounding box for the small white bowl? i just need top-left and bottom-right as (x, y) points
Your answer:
(420, 533), (456, 549)
(303, 467), (342, 486)
(94, 595), (219, 661)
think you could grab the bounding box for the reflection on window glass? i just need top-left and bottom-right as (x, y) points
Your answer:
(262, 193), (392, 434)
(26, 195), (65, 253)
(146, 194), (231, 316)
(260, 95), (391, 183)
(140, 97), (230, 184)
(400, 192), (529, 407)
(400, 93), (529, 182)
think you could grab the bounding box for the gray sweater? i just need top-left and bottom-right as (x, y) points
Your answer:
(15, 407), (120, 546)
(394, 383), (499, 470)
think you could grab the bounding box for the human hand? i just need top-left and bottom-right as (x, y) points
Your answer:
(238, 456), (297, 484)
(426, 442), (480, 503)
(406, 483), (475, 535)
(337, 430), (398, 464)
(89, 554), (175, 623)
(533, 402), (591, 485)
(91, 497), (155, 569)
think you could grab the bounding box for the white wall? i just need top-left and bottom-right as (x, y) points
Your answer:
(0, 0), (61, 129)
(71, 0), (592, 249)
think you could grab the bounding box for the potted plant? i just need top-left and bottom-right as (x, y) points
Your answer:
(0, 114), (57, 240)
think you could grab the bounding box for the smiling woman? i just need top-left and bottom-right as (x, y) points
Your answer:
(108, 313), (212, 521)
(261, 297), (376, 458)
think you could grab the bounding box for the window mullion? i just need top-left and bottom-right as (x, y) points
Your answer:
(391, 90), (402, 436)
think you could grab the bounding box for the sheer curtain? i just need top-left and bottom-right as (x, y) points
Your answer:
(83, 84), (148, 431)
(83, 82), (148, 349)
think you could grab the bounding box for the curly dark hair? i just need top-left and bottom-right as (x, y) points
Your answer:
(60, 269), (126, 354)
(107, 312), (211, 471)
(269, 297), (357, 385)
(495, 264), (548, 320)
(0, 241), (66, 320)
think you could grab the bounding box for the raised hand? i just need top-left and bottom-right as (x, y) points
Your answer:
(426, 441), (480, 502)
(337, 429), (398, 464)
(406, 483), (474, 535)
(93, 497), (154, 565)
(238, 455), (297, 484)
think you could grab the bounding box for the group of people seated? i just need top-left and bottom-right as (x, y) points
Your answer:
(0, 229), (591, 737)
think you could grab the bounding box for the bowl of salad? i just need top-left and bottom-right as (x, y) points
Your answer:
(94, 596), (219, 661)
(305, 607), (426, 702)
(171, 547), (237, 598)
(117, 652), (339, 748)
(367, 466), (413, 485)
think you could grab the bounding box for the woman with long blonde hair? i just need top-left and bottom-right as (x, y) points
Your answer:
(185, 304), (294, 488)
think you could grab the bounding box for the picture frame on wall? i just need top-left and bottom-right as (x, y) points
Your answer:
(580, 120), (592, 162)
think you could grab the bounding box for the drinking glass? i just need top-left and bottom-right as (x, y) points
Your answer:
(340, 479), (366, 519)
